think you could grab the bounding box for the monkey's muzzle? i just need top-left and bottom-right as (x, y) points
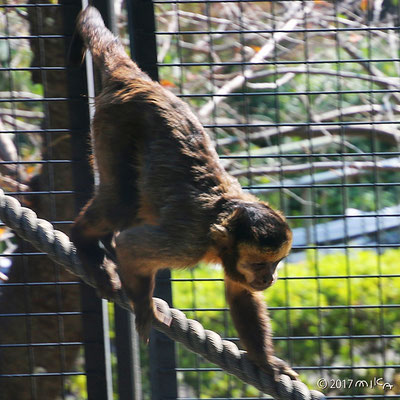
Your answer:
(250, 274), (277, 291)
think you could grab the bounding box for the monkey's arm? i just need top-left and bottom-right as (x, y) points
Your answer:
(225, 276), (298, 380)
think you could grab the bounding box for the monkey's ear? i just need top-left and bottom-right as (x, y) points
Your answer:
(227, 207), (246, 222)
(210, 224), (230, 246)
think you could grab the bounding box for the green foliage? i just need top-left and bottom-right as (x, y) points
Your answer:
(5, 2), (400, 398)
(67, 374), (87, 400)
(171, 249), (400, 397)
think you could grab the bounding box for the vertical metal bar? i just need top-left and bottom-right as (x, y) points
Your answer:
(93, 0), (116, 34)
(126, 1), (178, 398)
(61, 1), (112, 399)
(114, 306), (143, 400)
(126, 0), (159, 81)
(89, 0), (144, 397)
(149, 269), (178, 400)
(80, 292), (113, 400)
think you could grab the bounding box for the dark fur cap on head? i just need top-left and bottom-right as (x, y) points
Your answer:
(227, 203), (291, 250)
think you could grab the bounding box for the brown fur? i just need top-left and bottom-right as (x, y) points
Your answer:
(71, 6), (297, 381)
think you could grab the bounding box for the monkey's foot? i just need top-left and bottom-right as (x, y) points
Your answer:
(134, 302), (172, 343)
(134, 302), (155, 343)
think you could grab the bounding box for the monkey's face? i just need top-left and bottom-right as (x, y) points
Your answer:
(227, 203), (293, 291)
(236, 240), (292, 291)
(212, 202), (293, 289)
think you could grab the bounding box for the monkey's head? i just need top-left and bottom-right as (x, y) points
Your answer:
(211, 202), (292, 291)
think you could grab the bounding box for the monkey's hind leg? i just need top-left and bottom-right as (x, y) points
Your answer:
(115, 225), (193, 341)
(71, 195), (122, 298)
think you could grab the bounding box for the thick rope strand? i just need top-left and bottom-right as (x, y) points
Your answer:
(0, 189), (325, 400)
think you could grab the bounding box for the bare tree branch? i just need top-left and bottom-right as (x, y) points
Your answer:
(314, 104), (400, 122)
(0, 174), (29, 192)
(225, 135), (359, 159)
(0, 138), (17, 164)
(218, 123), (400, 147)
(0, 108), (44, 119)
(0, 91), (42, 99)
(198, 2), (311, 119)
(2, 115), (39, 131)
(342, 41), (400, 103)
(230, 159), (400, 177)
(157, 9), (178, 63)
(246, 72), (296, 89)
(244, 67), (400, 88)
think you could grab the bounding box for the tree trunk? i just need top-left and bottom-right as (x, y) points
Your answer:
(0, 2), (84, 399)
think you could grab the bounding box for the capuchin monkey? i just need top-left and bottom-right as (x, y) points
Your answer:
(71, 6), (297, 381)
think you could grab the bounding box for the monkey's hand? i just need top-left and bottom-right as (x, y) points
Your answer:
(99, 257), (122, 298)
(259, 356), (299, 381)
(75, 253), (122, 299)
(77, 248), (121, 299)
(82, 256), (121, 300)
(71, 224), (121, 299)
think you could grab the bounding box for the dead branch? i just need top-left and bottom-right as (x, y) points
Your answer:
(0, 108), (44, 119)
(245, 67), (400, 89)
(0, 174), (29, 192)
(198, 2), (311, 119)
(226, 135), (357, 158)
(342, 42), (400, 103)
(314, 104), (400, 122)
(0, 91), (42, 99)
(0, 124), (17, 163)
(230, 159), (400, 177)
(218, 123), (400, 147)
(2, 115), (39, 131)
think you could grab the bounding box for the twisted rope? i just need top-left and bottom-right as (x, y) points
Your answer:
(0, 188), (325, 400)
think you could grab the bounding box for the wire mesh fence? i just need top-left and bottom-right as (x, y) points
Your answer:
(152, 1), (400, 398)
(0, 2), (107, 399)
(0, 0), (399, 399)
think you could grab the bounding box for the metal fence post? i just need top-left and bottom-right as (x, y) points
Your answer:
(126, 1), (178, 399)
(62, 1), (112, 399)
(88, 0), (145, 397)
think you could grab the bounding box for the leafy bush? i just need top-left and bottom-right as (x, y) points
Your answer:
(172, 248), (400, 397)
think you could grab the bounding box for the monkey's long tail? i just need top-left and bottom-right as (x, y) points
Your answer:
(76, 6), (143, 84)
